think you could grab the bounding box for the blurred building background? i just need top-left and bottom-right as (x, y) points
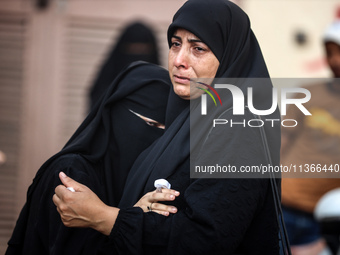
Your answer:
(0, 0), (338, 253)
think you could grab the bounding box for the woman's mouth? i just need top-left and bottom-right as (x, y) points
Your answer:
(174, 75), (190, 85)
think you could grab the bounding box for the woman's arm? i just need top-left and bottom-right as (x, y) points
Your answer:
(53, 172), (179, 235)
(53, 112), (280, 254)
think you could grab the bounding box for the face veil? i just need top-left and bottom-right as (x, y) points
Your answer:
(16, 61), (170, 210)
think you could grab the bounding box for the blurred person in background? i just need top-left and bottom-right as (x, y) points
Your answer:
(89, 21), (160, 110)
(281, 19), (340, 255)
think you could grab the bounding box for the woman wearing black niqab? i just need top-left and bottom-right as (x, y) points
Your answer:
(5, 62), (170, 255)
(53, 0), (282, 254)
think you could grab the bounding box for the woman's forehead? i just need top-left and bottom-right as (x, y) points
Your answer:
(173, 28), (201, 40)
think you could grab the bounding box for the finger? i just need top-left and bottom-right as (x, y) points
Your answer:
(151, 209), (170, 216)
(54, 184), (70, 198)
(52, 193), (61, 207)
(150, 192), (178, 202)
(56, 205), (62, 216)
(150, 202), (177, 214)
(53, 195), (69, 221)
(59, 172), (82, 192)
(156, 188), (180, 196)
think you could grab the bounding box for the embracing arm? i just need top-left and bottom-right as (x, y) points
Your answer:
(53, 172), (179, 236)
(106, 111), (280, 254)
(53, 150), (277, 254)
(53, 112), (280, 254)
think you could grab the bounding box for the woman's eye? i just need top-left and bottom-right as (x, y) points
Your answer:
(146, 121), (156, 127)
(171, 41), (181, 47)
(195, 46), (206, 52)
(145, 121), (165, 129)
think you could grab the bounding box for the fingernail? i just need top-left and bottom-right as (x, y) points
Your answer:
(171, 207), (177, 213)
(170, 195), (175, 200)
(175, 191), (180, 195)
(60, 172), (66, 178)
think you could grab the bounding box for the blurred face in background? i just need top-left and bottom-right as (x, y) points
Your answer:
(325, 41), (340, 78)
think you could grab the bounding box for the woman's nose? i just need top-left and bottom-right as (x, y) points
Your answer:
(174, 47), (189, 69)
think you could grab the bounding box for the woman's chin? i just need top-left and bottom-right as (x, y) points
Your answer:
(173, 85), (191, 100)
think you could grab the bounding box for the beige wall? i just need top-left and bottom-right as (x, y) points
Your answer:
(245, 0), (338, 78)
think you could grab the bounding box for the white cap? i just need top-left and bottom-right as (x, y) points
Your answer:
(323, 20), (340, 46)
(314, 188), (340, 220)
(154, 179), (171, 189)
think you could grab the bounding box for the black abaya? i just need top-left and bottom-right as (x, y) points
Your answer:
(6, 62), (171, 255)
(103, 1), (281, 254)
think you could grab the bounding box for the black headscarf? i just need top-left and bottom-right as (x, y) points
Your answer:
(119, 0), (281, 207)
(168, 0), (281, 171)
(167, 0), (270, 79)
(89, 22), (160, 110)
(6, 62), (171, 254)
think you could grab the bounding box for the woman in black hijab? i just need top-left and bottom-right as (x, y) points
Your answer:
(54, 0), (282, 254)
(89, 22), (160, 110)
(6, 61), (171, 255)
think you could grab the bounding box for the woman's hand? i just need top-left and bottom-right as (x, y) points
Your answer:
(134, 188), (180, 216)
(53, 172), (119, 236)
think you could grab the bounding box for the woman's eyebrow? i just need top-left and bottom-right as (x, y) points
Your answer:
(188, 38), (202, 43)
(172, 34), (203, 43)
(172, 35), (182, 41)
